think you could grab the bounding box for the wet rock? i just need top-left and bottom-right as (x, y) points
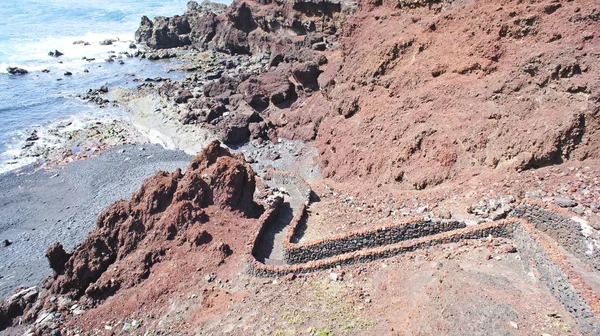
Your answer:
(99, 39), (116, 46)
(6, 67), (28, 75)
(26, 131), (39, 142)
(48, 50), (64, 58)
(135, 15), (191, 49)
(147, 51), (176, 60)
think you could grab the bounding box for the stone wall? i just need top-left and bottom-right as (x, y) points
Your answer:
(247, 219), (516, 277)
(243, 195), (600, 335)
(283, 218), (466, 264)
(250, 197), (282, 258)
(513, 220), (600, 335)
(511, 200), (600, 272)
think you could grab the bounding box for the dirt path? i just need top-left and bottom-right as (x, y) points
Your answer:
(253, 176), (308, 265)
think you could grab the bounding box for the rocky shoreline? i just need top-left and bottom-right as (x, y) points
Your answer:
(0, 144), (192, 300)
(3, 0), (347, 175)
(2, 0), (600, 334)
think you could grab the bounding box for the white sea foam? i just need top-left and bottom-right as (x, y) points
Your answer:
(0, 108), (129, 174)
(1, 32), (137, 74)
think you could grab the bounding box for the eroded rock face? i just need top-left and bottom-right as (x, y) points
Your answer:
(45, 243), (71, 275)
(137, 0), (348, 55)
(44, 141), (260, 299)
(136, 1), (228, 49)
(135, 15), (192, 49)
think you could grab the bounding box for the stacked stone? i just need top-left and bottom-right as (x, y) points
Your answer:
(284, 219), (466, 264)
(513, 222), (600, 335)
(511, 202), (600, 272)
(247, 220), (517, 277)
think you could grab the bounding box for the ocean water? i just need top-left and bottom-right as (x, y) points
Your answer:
(0, 0), (230, 172)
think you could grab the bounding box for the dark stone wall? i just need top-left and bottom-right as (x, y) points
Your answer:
(513, 224), (600, 335)
(248, 220), (514, 277)
(284, 219), (466, 264)
(511, 204), (600, 272)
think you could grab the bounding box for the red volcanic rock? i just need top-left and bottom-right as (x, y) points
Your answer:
(44, 141), (260, 299)
(237, 64), (297, 109)
(299, 0), (600, 190)
(45, 242), (71, 275)
(292, 61), (321, 91)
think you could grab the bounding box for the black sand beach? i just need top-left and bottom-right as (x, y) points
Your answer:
(0, 144), (190, 298)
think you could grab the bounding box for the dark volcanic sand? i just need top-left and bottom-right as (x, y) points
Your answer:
(0, 144), (191, 298)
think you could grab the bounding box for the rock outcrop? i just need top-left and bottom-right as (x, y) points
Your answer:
(43, 141), (261, 300)
(6, 67), (28, 75)
(136, 0), (350, 55)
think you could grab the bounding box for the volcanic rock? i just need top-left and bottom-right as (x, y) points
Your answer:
(44, 141), (260, 299)
(6, 67), (28, 75)
(175, 89), (194, 104)
(48, 50), (64, 58)
(555, 196), (577, 208)
(99, 39), (115, 46)
(0, 287), (38, 329)
(45, 242), (71, 275)
(292, 62), (321, 91)
(135, 15), (192, 49)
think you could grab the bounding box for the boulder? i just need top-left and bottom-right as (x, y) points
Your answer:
(135, 15), (192, 49)
(99, 39), (116, 46)
(190, 13), (220, 49)
(237, 66), (296, 109)
(6, 67), (28, 75)
(258, 67), (296, 105)
(555, 196), (577, 208)
(48, 50), (64, 58)
(217, 116), (252, 145)
(203, 75), (240, 97)
(216, 102), (261, 144)
(46, 242), (71, 274)
(292, 61), (321, 91)
(175, 89), (194, 104)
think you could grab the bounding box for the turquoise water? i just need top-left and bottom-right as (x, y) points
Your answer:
(0, 0), (230, 172)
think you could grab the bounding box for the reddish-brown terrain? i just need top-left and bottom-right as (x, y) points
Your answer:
(2, 0), (600, 334)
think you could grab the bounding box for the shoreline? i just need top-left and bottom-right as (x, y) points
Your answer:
(0, 143), (192, 299)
